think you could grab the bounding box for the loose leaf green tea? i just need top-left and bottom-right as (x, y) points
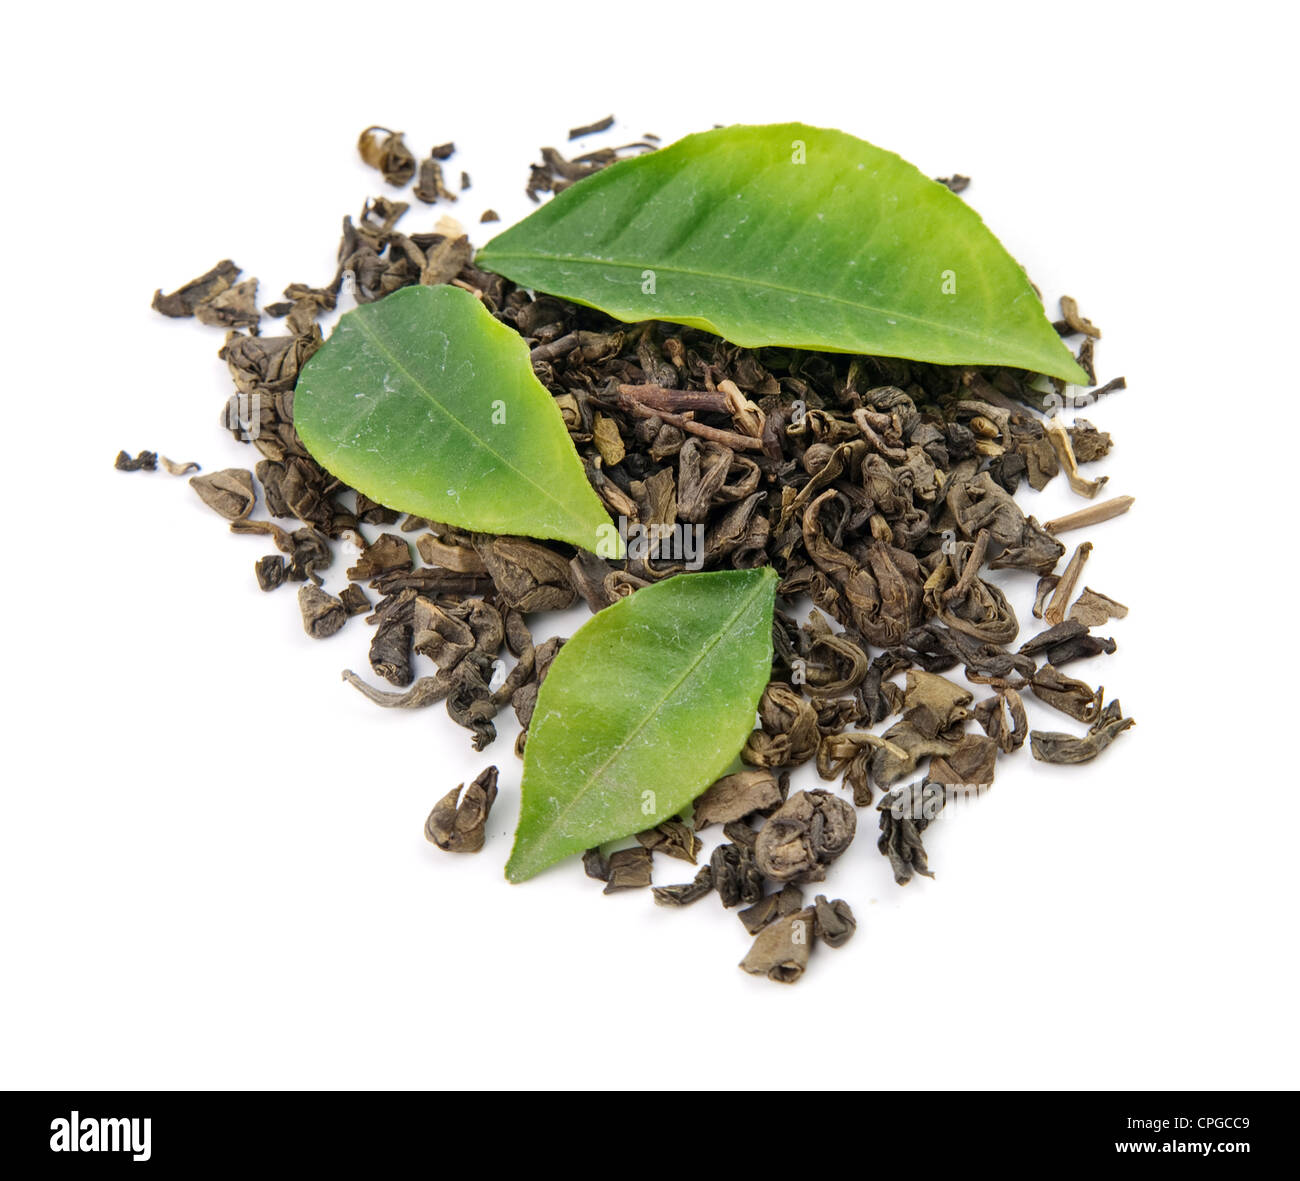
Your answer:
(294, 284), (617, 553)
(147, 117), (1135, 985)
(505, 567), (778, 882)
(478, 123), (1088, 383)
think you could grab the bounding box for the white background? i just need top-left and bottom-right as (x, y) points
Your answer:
(1, 1), (1294, 1090)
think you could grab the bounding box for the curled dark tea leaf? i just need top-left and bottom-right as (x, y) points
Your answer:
(114, 450), (157, 472)
(652, 865), (714, 908)
(297, 584), (347, 639)
(737, 882), (805, 936)
(151, 260), (240, 318)
(338, 584), (371, 616)
(425, 766), (498, 854)
(973, 688), (1028, 753)
(582, 847), (609, 882)
(692, 770), (782, 830)
(741, 683), (819, 768)
(1030, 664), (1104, 724)
(710, 841), (765, 908)
(1068, 587), (1129, 628)
(341, 668), (451, 709)
(754, 790), (856, 883)
(635, 819), (701, 864)
(347, 534), (412, 581)
(189, 469), (255, 521)
(1030, 699), (1134, 765)
(255, 554), (286, 591)
(357, 126), (416, 186)
(603, 847), (653, 893)
(568, 115), (615, 139)
(739, 907), (816, 984)
(877, 780), (946, 885)
(812, 895), (857, 949)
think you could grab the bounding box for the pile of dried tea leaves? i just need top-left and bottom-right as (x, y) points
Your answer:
(136, 118), (1134, 984)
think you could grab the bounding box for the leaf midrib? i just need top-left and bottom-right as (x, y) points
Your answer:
(348, 304), (595, 534)
(479, 250), (1028, 353)
(514, 573), (771, 873)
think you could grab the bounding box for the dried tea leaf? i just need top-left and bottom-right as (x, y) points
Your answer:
(254, 554), (286, 591)
(194, 277), (259, 330)
(973, 689), (1028, 753)
(114, 450), (157, 472)
(592, 412), (626, 466)
(1068, 587), (1129, 627)
(741, 682), (819, 768)
(295, 285), (616, 554)
(877, 780), (946, 885)
(1018, 621), (1116, 667)
(902, 670), (973, 739)
(479, 124), (1087, 382)
(189, 469), (255, 520)
(1030, 664), (1104, 724)
(357, 126), (416, 186)
(424, 766), (498, 853)
(710, 840), (765, 909)
(569, 115), (615, 139)
(1030, 700), (1134, 765)
(151, 260), (240, 318)
(603, 847), (653, 893)
(691, 770), (782, 830)
(1033, 574), (1060, 620)
(297, 584), (347, 638)
(581, 847), (609, 881)
(414, 157), (457, 205)
(416, 533), (487, 573)
(927, 734), (998, 787)
(472, 536), (576, 611)
(338, 584), (371, 616)
(753, 790), (856, 883)
(737, 882), (805, 935)
(816, 731), (907, 807)
(160, 456), (200, 476)
(1046, 418), (1108, 499)
(812, 896), (857, 948)
(635, 818), (702, 864)
(870, 721), (960, 788)
(505, 568), (777, 882)
(346, 533), (412, 580)
(652, 865), (714, 907)
(414, 235), (469, 287)
(1056, 295), (1101, 339)
(740, 908), (816, 984)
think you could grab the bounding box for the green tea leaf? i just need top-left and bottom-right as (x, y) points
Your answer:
(478, 123), (1087, 384)
(506, 567), (778, 883)
(294, 284), (615, 553)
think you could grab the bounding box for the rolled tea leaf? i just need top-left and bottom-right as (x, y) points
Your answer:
(505, 568), (778, 882)
(189, 468), (255, 520)
(478, 123), (1088, 383)
(425, 767), (498, 853)
(740, 908), (816, 984)
(295, 284), (617, 554)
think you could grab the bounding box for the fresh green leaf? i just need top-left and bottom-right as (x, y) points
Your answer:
(506, 567), (778, 883)
(478, 122), (1087, 384)
(294, 284), (616, 553)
